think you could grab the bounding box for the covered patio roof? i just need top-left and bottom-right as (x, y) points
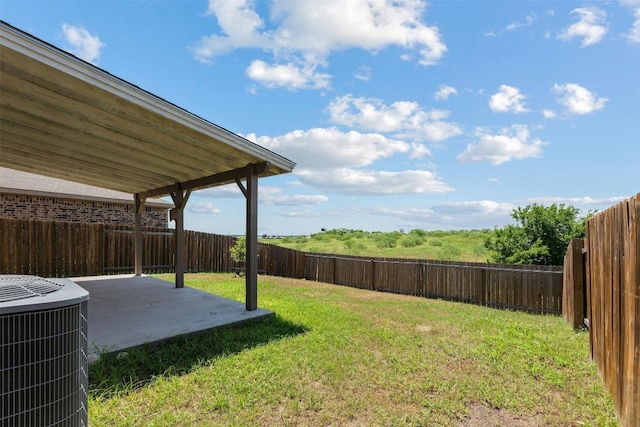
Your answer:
(0, 21), (294, 193)
(0, 20), (295, 310)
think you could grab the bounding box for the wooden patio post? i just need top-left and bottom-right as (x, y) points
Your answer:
(245, 164), (259, 311)
(170, 186), (191, 289)
(134, 194), (145, 276)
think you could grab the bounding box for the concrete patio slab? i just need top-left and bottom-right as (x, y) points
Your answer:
(71, 275), (273, 362)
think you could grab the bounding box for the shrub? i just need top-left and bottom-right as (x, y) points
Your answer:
(484, 203), (591, 265)
(408, 228), (427, 238)
(440, 245), (461, 261)
(400, 235), (425, 248)
(230, 237), (246, 264)
(373, 231), (401, 248)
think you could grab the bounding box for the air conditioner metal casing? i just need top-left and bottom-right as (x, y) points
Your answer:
(1, 276), (89, 427)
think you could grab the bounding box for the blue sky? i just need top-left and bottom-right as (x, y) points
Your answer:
(2, 1), (639, 236)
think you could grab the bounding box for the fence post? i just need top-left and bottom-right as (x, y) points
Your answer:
(96, 223), (105, 275)
(562, 238), (585, 329)
(296, 251), (306, 279)
(480, 268), (486, 307)
(332, 256), (337, 284)
(370, 259), (376, 291)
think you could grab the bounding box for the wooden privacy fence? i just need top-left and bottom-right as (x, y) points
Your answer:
(1, 217), (562, 315)
(0, 219), (105, 277)
(0, 218), (237, 276)
(584, 194), (638, 427)
(103, 226), (239, 274)
(0, 218), (305, 278)
(304, 254), (563, 314)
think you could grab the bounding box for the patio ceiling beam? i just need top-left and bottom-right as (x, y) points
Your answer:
(138, 161), (270, 200)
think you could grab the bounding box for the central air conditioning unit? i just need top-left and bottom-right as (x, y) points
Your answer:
(1, 275), (89, 427)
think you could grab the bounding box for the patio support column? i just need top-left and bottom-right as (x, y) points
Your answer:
(170, 186), (191, 289)
(134, 194), (145, 276)
(235, 163), (263, 311)
(245, 164), (259, 311)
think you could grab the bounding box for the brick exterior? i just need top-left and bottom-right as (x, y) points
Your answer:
(0, 193), (168, 227)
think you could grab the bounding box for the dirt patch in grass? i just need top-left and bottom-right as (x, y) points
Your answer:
(458, 402), (543, 427)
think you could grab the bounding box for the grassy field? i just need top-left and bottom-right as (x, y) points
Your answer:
(261, 229), (492, 262)
(88, 273), (618, 426)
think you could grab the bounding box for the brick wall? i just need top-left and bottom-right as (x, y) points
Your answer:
(0, 193), (168, 227)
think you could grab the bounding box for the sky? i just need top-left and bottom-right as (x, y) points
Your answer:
(1, 0), (639, 236)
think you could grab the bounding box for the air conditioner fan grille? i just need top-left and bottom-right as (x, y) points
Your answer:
(0, 275), (64, 303)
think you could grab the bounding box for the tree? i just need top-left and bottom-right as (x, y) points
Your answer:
(484, 203), (590, 265)
(231, 237), (246, 266)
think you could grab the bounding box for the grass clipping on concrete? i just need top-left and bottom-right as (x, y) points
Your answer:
(88, 273), (618, 427)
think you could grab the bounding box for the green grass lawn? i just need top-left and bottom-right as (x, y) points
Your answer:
(88, 273), (618, 426)
(261, 229), (491, 262)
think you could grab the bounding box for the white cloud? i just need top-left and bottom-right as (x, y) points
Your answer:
(431, 200), (514, 217)
(327, 94), (461, 142)
(457, 125), (547, 165)
(409, 143), (431, 159)
(269, 0), (446, 65)
(61, 23), (105, 64)
(353, 66), (372, 82)
(557, 7), (608, 47)
(484, 13), (537, 37)
(246, 60), (331, 90)
(260, 187), (329, 206)
(355, 200), (514, 229)
(542, 109), (557, 119)
(246, 127), (414, 171)
(489, 85), (529, 113)
(620, 0), (640, 8)
(627, 8), (640, 43)
(553, 83), (608, 115)
(506, 13), (537, 31)
(434, 85), (458, 101)
(188, 201), (221, 214)
(195, 184), (244, 199)
(527, 196), (629, 205)
(194, 0), (268, 60)
(296, 168), (452, 195)
(194, 184), (328, 207)
(194, 0), (446, 89)
(244, 125), (454, 196)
